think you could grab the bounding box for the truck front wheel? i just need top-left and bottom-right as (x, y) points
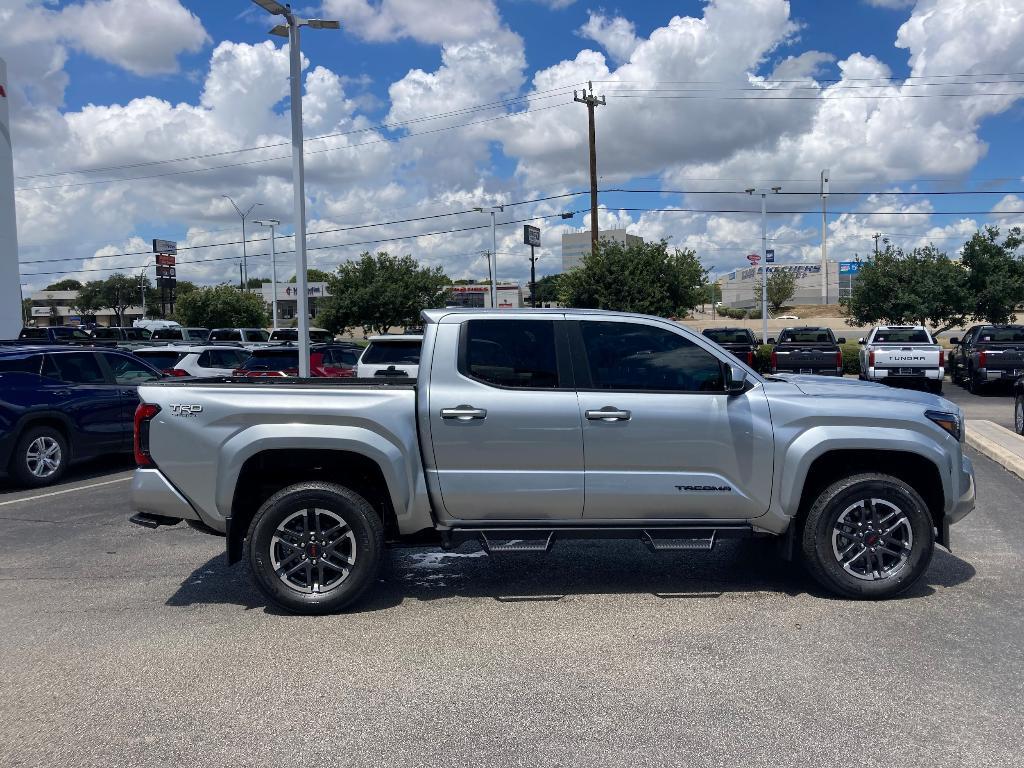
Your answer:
(246, 482), (384, 615)
(801, 473), (934, 599)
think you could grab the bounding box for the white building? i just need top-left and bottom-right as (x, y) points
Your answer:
(561, 228), (644, 271)
(259, 282), (331, 321)
(717, 261), (862, 309)
(28, 290), (145, 327)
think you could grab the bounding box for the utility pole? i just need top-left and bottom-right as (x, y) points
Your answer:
(474, 205), (504, 308)
(574, 81), (605, 258)
(820, 168), (829, 305)
(139, 272), (146, 318)
(255, 219), (281, 328)
(873, 232), (882, 257)
(529, 247), (538, 308)
(746, 186), (782, 345)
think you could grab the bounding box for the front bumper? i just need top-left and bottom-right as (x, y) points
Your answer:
(130, 468), (201, 522)
(940, 453), (976, 550)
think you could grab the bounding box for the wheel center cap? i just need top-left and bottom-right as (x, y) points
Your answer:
(865, 533), (880, 547)
(307, 543), (320, 558)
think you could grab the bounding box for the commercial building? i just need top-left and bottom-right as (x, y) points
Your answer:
(28, 290), (144, 327)
(561, 228), (644, 271)
(717, 261), (862, 309)
(259, 282), (330, 322)
(447, 283), (523, 309)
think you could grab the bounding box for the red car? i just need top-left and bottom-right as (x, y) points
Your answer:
(234, 345), (360, 378)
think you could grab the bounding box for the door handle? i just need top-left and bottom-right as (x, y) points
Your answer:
(585, 407), (631, 422)
(440, 406), (488, 420)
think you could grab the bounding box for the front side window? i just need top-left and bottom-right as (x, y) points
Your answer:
(101, 353), (162, 384)
(463, 319), (559, 388)
(578, 321), (724, 393)
(135, 351), (187, 370)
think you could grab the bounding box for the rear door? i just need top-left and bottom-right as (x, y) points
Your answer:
(425, 317), (584, 521)
(570, 318), (773, 521)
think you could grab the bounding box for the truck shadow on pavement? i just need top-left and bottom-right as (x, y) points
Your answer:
(165, 538), (976, 614)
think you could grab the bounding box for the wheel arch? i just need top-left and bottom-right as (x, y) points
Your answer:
(12, 412), (75, 460)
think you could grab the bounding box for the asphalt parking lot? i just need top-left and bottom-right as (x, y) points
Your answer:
(1, 430), (1023, 766)
(942, 380), (1017, 431)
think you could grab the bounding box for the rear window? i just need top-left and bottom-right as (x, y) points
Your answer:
(52, 327), (92, 341)
(186, 328), (209, 341)
(360, 340), (421, 365)
(872, 329), (932, 344)
(978, 327), (1024, 343)
(151, 328), (184, 340)
(243, 329), (270, 342)
(242, 349), (298, 370)
(0, 355), (44, 375)
(703, 329), (754, 344)
(19, 328), (46, 339)
(125, 328), (150, 340)
(322, 348), (359, 366)
(92, 327), (119, 339)
(134, 351), (187, 370)
(778, 329), (834, 344)
(210, 329), (242, 342)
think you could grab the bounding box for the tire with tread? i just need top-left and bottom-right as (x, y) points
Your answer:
(11, 425), (68, 487)
(801, 473), (934, 599)
(245, 481), (384, 614)
(1015, 393), (1024, 435)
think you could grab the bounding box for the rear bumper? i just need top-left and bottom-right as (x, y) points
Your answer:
(980, 368), (1023, 381)
(867, 367), (943, 381)
(130, 468), (201, 522)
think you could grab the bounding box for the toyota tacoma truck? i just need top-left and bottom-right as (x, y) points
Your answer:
(129, 309), (975, 614)
(768, 327), (846, 376)
(858, 326), (944, 394)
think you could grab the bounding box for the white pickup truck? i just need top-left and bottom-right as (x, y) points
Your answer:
(858, 326), (944, 394)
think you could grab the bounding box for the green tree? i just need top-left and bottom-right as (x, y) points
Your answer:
(72, 281), (105, 320)
(318, 252), (450, 336)
(559, 238), (707, 317)
(288, 268), (332, 284)
(246, 277), (271, 288)
(176, 285), (269, 328)
(753, 269), (797, 313)
(843, 245), (970, 334)
(961, 226), (1024, 323)
(45, 279), (83, 291)
(533, 273), (563, 304)
(91, 273), (141, 326)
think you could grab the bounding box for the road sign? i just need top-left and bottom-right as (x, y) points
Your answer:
(152, 239), (177, 254)
(523, 225), (541, 247)
(155, 253), (176, 266)
(746, 253), (761, 265)
(765, 249), (775, 263)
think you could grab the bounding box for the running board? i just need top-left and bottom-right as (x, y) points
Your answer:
(129, 512), (183, 529)
(479, 532), (554, 553)
(440, 525), (749, 552)
(642, 530), (716, 552)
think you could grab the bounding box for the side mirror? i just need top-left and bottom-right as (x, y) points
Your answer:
(767, 337), (776, 345)
(949, 337), (959, 345)
(857, 337), (865, 344)
(837, 337), (847, 344)
(726, 364), (748, 395)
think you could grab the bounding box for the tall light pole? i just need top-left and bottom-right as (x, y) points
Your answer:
(222, 195), (261, 292)
(474, 205), (504, 308)
(746, 186), (782, 345)
(253, 0), (339, 377)
(820, 168), (829, 305)
(255, 219), (281, 328)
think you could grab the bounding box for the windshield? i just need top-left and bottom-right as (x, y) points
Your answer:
(778, 329), (834, 344)
(704, 329), (754, 344)
(133, 351), (187, 369)
(360, 340), (422, 365)
(978, 327), (1024, 342)
(872, 329), (932, 343)
(241, 350), (299, 370)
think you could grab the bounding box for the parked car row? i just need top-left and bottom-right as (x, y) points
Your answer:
(700, 326), (846, 377)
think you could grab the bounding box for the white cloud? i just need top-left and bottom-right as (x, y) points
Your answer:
(322, 0), (501, 44)
(578, 12), (640, 65)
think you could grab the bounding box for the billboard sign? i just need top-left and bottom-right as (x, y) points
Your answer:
(152, 239), (177, 254)
(839, 261), (861, 275)
(523, 225), (541, 247)
(155, 253), (176, 266)
(746, 253), (761, 265)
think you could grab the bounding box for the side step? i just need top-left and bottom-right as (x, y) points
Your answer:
(129, 512), (183, 529)
(479, 532), (553, 553)
(642, 530), (716, 552)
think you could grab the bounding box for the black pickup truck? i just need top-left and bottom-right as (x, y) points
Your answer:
(702, 327), (759, 370)
(950, 324), (1024, 393)
(769, 327), (846, 376)
(0, 327), (117, 348)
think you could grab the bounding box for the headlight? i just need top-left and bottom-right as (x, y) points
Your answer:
(925, 410), (962, 441)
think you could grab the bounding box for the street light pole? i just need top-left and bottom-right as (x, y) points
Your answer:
(821, 168), (829, 305)
(222, 195), (261, 293)
(255, 219), (281, 328)
(253, 0), (339, 377)
(474, 205), (504, 308)
(746, 186), (782, 345)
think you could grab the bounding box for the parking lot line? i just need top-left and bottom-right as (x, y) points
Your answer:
(0, 476), (131, 507)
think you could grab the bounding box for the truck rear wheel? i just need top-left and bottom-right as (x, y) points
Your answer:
(246, 482), (384, 614)
(801, 473), (934, 599)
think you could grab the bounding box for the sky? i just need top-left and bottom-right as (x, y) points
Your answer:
(3, 0), (1024, 293)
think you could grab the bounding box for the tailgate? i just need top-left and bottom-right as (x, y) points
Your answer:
(872, 347), (940, 369)
(773, 347), (837, 370)
(980, 346), (1024, 371)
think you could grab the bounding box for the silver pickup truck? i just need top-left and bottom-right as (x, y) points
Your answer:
(129, 309), (975, 614)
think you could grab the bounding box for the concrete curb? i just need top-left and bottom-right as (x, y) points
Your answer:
(966, 419), (1024, 482)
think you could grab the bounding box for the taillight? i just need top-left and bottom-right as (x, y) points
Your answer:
(134, 403), (160, 467)
(162, 368), (189, 377)
(770, 349), (778, 372)
(939, 349), (945, 368)
(979, 350), (987, 368)
(836, 348), (843, 372)
(869, 350), (875, 367)
(746, 350), (754, 366)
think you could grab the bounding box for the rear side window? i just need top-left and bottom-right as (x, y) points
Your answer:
(462, 320), (559, 389)
(151, 328), (184, 340)
(242, 350), (298, 370)
(323, 348), (359, 366)
(51, 352), (107, 384)
(92, 327), (117, 339)
(19, 328), (46, 340)
(210, 329), (242, 342)
(577, 321), (724, 393)
(198, 349), (248, 368)
(135, 351), (187, 370)
(0, 355), (43, 375)
(361, 340), (421, 365)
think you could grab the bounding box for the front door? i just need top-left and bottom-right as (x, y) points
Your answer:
(570, 319), (774, 521)
(425, 317), (584, 521)
(46, 351), (124, 456)
(97, 352), (163, 450)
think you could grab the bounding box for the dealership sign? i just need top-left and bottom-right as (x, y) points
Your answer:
(839, 261), (862, 274)
(523, 225), (541, 247)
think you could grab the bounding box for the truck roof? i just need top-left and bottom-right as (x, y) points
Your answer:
(420, 308), (688, 324)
